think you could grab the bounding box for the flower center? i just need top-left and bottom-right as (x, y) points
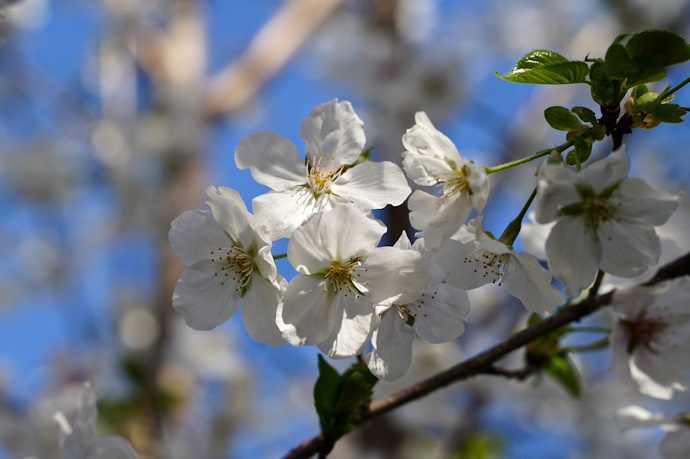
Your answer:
(209, 244), (255, 294)
(622, 308), (672, 354)
(322, 257), (367, 297)
(440, 165), (471, 199)
(462, 249), (510, 285)
(305, 152), (346, 198)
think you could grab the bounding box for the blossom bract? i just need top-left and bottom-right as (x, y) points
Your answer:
(535, 146), (680, 297)
(53, 382), (139, 459)
(235, 99), (411, 240)
(609, 277), (690, 399)
(366, 233), (470, 381)
(277, 204), (430, 359)
(435, 216), (563, 315)
(169, 186), (285, 346)
(402, 111), (489, 249)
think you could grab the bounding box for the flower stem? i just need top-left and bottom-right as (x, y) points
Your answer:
(498, 186), (537, 246)
(659, 75), (690, 100)
(483, 139), (575, 174)
(568, 337), (610, 353)
(567, 326), (611, 334)
(273, 253), (287, 260)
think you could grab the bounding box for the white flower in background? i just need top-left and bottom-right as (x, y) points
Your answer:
(535, 146), (680, 297)
(367, 233), (470, 381)
(402, 111), (489, 249)
(235, 99), (411, 240)
(608, 278), (690, 399)
(278, 204), (430, 359)
(616, 405), (690, 459)
(169, 186), (285, 346)
(435, 216), (563, 315)
(53, 382), (139, 459)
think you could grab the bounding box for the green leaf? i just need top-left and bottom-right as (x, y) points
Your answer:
(313, 356), (378, 441)
(626, 29), (690, 68)
(544, 106), (587, 131)
(314, 355), (343, 431)
(496, 50), (589, 84)
(566, 135), (592, 166)
(589, 62), (615, 105)
(545, 353), (582, 397)
(631, 84), (649, 99)
(604, 44), (640, 78)
(571, 106), (598, 124)
(646, 103), (686, 124)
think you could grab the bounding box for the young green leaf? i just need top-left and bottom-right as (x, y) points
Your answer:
(496, 50), (589, 84)
(566, 135), (593, 166)
(571, 106), (598, 124)
(544, 106), (588, 131)
(545, 353), (582, 397)
(626, 29), (690, 68)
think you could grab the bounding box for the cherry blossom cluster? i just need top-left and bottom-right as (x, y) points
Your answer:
(169, 99), (682, 388)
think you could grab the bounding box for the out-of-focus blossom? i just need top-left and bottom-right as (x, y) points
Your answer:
(617, 405), (690, 459)
(609, 278), (690, 399)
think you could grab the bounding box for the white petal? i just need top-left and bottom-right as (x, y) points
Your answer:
(505, 252), (564, 315)
(408, 190), (472, 250)
(280, 275), (333, 346)
(578, 146), (630, 194)
(318, 204), (386, 261)
(62, 423), (99, 458)
(253, 187), (329, 241)
(300, 99), (365, 165)
(435, 239), (491, 291)
(599, 219), (661, 277)
(367, 308), (416, 381)
(402, 111), (464, 166)
(616, 177), (680, 226)
(392, 232), (413, 250)
(317, 293), (376, 359)
(535, 172), (581, 223)
(330, 161), (411, 208)
(205, 186), (255, 247)
(615, 405), (666, 431)
(659, 428), (690, 459)
(169, 210), (230, 266)
(402, 151), (453, 185)
(286, 211), (331, 274)
(357, 247), (430, 305)
(630, 349), (687, 400)
(412, 283), (470, 343)
(234, 130), (305, 191)
(97, 436), (140, 459)
(607, 311), (631, 372)
(465, 162), (490, 212)
(241, 276), (286, 347)
(519, 212), (554, 261)
(172, 260), (241, 330)
(545, 216), (601, 298)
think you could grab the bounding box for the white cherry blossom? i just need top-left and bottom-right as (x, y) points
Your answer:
(277, 204), (430, 359)
(435, 216), (563, 315)
(535, 146), (680, 297)
(235, 99), (411, 240)
(616, 405), (690, 459)
(402, 111), (489, 249)
(169, 186), (285, 346)
(53, 382), (139, 459)
(367, 233), (470, 381)
(608, 277), (690, 399)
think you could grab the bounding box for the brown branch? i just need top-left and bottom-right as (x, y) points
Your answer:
(480, 365), (537, 380)
(204, 0), (344, 117)
(284, 253), (690, 459)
